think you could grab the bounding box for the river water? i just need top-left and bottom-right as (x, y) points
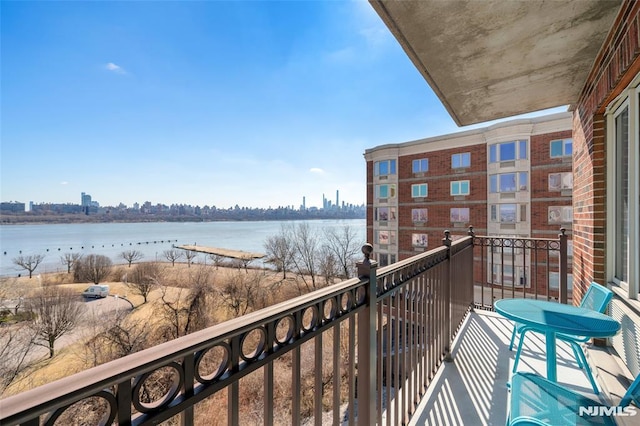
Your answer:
(0, 219), (366, 277)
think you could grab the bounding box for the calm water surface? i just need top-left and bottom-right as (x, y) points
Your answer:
(0, 219), (365, 277)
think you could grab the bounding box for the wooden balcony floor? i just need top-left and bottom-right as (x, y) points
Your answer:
(409, 309), (610, 426)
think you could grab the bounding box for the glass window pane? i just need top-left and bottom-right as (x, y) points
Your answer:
(500, 204), (516, 222)
(461, 181), (469, 194)
(412, 160), (419, 173)
(490, 175), (497, 193)
(379, 162), (388, 175)
(390, 160), (396, 174)
(500, 142), (516, 161)
(519, 140), (527, 159)
(490, 205), (497, 221)
(519, 172), (528, 190)
(500, 174), (516, 192)
(489, 145), (497, 163)
(462, 153), (470, 167)
(452, 154), (460, 168)
(550, 140), (563, 157)
(615, 107), (629, 282)
(565, 139), (573, 156)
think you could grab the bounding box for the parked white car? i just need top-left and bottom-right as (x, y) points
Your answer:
(82, 285), (110, 299)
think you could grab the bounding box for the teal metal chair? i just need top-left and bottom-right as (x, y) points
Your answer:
(506, 371), (640, 426)
(509, 282), (614, 394)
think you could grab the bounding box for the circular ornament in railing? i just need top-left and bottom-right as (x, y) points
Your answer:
(195, 343), (231, 384)
(132, 362), (184, 413)
(44, 390), (116, 426)
(275, 316), (294, 345)
(323, 297), (337, 321)
(340, 291), (353, 312)
(240, 327), (267, 361)
(301, 305), (319, 331)
(355, 286), (366, 305)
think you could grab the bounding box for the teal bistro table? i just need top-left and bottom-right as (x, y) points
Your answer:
(494, 298), (620, 382)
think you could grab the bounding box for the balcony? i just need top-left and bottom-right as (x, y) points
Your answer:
(0, 231), (634, 425)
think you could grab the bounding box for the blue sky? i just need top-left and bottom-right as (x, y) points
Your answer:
(1, 0), (565, 209)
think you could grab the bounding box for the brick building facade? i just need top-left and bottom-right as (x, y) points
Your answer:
(364, 113), (572, 291)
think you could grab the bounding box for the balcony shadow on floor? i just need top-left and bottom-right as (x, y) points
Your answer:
(409, 309), (599, 425)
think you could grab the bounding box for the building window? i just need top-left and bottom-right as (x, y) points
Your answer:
(489, 140), (527, 163)
(376, 230), (396, 246)
(375, 207), (396, 221)
(548, 172), (573, 191)
(549, 272), (574, 290)
(614, 105), (629, 283)
(412, 233), (428, 247)
(550, 139), (573, 158)
(490, 204), (521, 223)
(411, 183), (428, 198)
(548, 206), (573, 224)
(492, 265), (529, 287)
(450, 208), (470, 223)
(375, 184), (396, 200)
(489, 172), (528, 193)
(450, 180), (470, 196)
(412, 158), (429, 173)
(451, 153), (471, 169)
(412, 208), (428, 222)
(374, 159), (396, 176)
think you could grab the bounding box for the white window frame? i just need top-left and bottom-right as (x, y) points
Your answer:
(374, 159), (396, 176)
(451, 153), (471, 169)
(412, 158), (429, 173)
(411, 183), (428, 198)
(550, 138), (573, 158)
(606, 81), (640, 299)
(450, 180), (470, 196)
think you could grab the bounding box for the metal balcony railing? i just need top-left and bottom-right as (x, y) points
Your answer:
(0, 229), (567, 426)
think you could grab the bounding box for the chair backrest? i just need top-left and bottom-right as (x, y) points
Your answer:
(620, 374), (640, 408)
(579, 282), (613, 313)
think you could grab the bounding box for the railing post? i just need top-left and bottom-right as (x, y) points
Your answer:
(356, 244), (377, 426)
(559, 228), (568, 304)
(442, 231), (453, 362)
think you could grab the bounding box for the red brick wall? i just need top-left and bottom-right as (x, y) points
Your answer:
(573, 0), (640, 303)
(530, 130), (573, 238)
(396, 144), (486, 259)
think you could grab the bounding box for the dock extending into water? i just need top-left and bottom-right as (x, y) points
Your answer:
(176, 245), (266, 260)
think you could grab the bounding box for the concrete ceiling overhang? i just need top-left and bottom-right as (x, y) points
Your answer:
(369, 0), (622, 126)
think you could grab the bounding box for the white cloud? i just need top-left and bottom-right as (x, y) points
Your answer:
(105, 62), (126, 74)
(309, 167), (324, 174)
(60, 181), (68, 185)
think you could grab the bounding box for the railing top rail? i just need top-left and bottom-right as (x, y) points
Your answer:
(0, 274), (364, 420)
(471, 234), (562, 243)
(376, 236), (473, 279)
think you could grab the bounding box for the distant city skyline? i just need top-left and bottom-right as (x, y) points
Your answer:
(2, 190), (362, 212)
(1, 1), (567, 209)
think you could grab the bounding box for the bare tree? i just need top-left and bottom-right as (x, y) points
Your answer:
(126, 262), (161, 304)
(184, 251), (198, 267)
(60, 252), (83, 274)
(318, 245), (340, 285)
(290, 223), (320, 292)
(323, 225), (362, 279)
(26, 286), (84, 358)
(121, 250), (144, 268)
(0, 323), (38, 393)
(163, 249), (184, 266)
(264, 227), (294, 279)
(100, 312), (151, 359)
(74, 254), (113, 284)
(209, 253), (224, 269)
(0, 277), (37, 392)
(159, 267), (215, 339)
(12, 254), (45, 278)
(221, 270), (266, 316)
